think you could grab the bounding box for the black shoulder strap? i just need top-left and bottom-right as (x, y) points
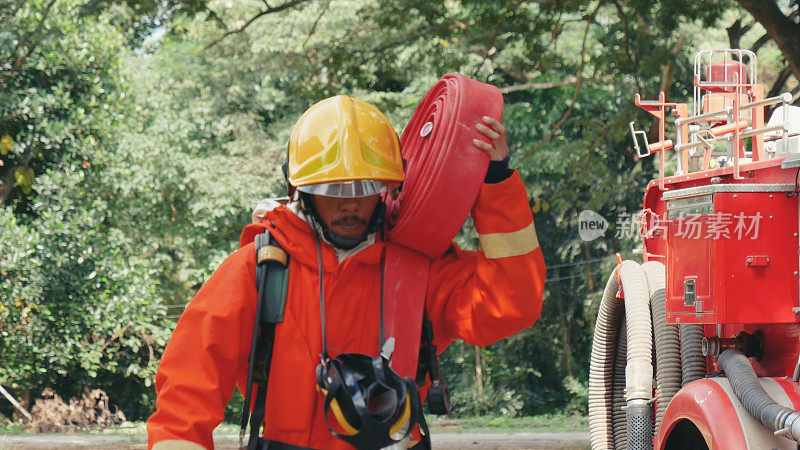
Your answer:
(239, 230), (290, 450)
(415, 311), (451, 416)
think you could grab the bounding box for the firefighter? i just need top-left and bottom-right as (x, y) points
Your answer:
(147, 95), (546, 450)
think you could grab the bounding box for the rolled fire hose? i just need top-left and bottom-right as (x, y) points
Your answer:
(642, 261), (681, 438)
(718, 349), (800, 441)
(385, 73), (503, 257)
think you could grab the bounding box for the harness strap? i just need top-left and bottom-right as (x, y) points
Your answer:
(247, 382), (269, 450)
(240, 232), (271, 448)
(315, 235), (328, 362)
(240, 230), (289, 450)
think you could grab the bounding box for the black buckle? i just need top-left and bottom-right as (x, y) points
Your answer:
(427, 381), (451, 415)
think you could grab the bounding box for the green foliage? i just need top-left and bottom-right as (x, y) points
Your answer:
(0, 1), (169, 420)
(0, 169), (170, 415)
(103, 31), (283, 301)
(0, 0), (123, 209)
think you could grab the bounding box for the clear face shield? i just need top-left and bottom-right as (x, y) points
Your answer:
(296, 180), (385, 198)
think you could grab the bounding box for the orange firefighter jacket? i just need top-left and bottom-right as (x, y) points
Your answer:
(147, 171), (546, 450)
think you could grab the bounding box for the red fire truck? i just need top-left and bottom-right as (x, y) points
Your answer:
(589, 49), (800, 449)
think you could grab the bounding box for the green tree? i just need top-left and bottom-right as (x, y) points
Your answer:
(0, 1), (169, 419)
(0, 0), (121, 207)
(737, 0), (800, 85)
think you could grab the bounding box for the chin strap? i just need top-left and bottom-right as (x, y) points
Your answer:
(299, 193), (385, 250)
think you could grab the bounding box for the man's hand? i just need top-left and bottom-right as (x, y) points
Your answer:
(473, 116), (509, 161)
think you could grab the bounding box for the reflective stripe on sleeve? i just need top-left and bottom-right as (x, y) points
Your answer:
(478, 221), (540, 259)
(152, 440), (206, 450)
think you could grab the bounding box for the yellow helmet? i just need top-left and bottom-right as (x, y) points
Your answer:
(287, 96), (404, 197)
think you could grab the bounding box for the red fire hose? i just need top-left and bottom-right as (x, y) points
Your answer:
(385, 73), (503, 257)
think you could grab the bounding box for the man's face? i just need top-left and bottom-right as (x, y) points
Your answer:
(312, 194), (380, 238)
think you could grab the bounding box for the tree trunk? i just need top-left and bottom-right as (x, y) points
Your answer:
(726, 18), (754, 51)
(648, 37), (686, 143)
(563, 319), (573, 378)
(737, 0), (800, 84)
(474, 345), (484, 398)
(766, 65), (793, 119)
(0, 164), (16, 207)
(585, 244), (595, 293)
(551, 278), (573, 378)
(7, 387), (31, 422)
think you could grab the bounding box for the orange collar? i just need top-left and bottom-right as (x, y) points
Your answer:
(241, 206), (386, 270)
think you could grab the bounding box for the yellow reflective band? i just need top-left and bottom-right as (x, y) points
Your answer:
(478, 221), (539, 259)
(360, 140), (397, 172)
(389, 393), (412, 436)
(152, 441), (206, 450)
(329, 398), (359, 435)
(316, 385), (358, 435)
(292, 141), (340, 182)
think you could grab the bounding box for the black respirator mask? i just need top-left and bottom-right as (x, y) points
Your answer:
(310, 241), (431, 450)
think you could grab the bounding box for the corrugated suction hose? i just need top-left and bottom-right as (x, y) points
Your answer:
(718, 349), (800, 441)
(590, 260), (706, 449)
(612, 316), (627, 449)
(589, 272), (624, 449)
(589, 261), (654, 449)
(385, 73), (503, 257)
(680, 324), (706, 386)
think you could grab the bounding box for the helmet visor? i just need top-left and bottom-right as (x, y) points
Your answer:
(297, 180), (384, 198)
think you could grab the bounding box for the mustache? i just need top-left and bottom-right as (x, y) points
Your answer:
(331, 216), (367, 226)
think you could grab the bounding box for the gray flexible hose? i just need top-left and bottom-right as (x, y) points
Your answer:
(680, 324), (706, 385)
(589, 272), (624, 449)
(642, 262), (680, 437)
(718, 349), (800, 441)
(612, 316), (627, 449)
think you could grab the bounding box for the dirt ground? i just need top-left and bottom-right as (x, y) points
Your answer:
(0, 432), (590, 449)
